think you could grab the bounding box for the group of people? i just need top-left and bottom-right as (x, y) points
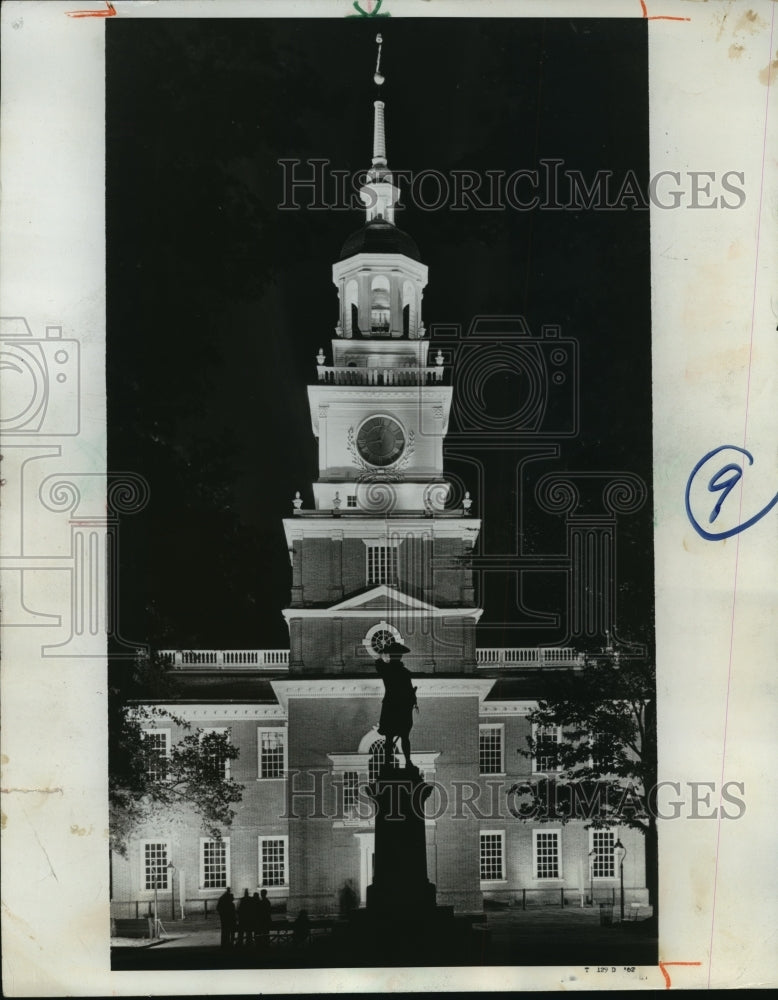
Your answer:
(216, 887), (272, 950)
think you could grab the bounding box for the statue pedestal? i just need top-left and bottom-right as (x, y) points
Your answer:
(365, 765), (436, 918)
(336, 765), (486, 964)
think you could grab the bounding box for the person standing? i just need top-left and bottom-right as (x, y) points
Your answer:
(216, 887), (236, 950)
(256, 888), (272, 952)
(237, 888), (253, 947)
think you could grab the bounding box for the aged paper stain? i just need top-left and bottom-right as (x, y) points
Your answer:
(758, 52), (778, 84)
(70, 823), (93, 836)
(1, 786), (63, 795)
(729, 42), (746, 58)
(734, 8), (767, 35)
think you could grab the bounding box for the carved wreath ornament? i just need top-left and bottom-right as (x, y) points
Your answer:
(347, 424), (415, 481)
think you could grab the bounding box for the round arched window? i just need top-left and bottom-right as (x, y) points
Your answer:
(362, 621), (403, 659)
(368, 738), (398, 782)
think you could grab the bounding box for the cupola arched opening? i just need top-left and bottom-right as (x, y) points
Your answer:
(370, 275), (391, 335)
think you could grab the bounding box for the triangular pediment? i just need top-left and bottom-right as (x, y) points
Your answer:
(328, 585), (439, 614)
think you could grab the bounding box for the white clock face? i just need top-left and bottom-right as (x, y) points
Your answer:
(356, 416), (406, 467)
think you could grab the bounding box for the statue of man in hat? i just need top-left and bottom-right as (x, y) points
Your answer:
(374, 641), (418, 769)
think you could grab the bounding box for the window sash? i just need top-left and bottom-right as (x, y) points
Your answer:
(142, 841), (169, 891)
(142, 730), (170, 782)
(259, 837), (288, 887)
(479, 725), (503, 774)
(533, 725), (562, 772)
(201, 839), (229, 889)
(343, 770), (359, 813)
(366, 544), (399, 586)
(534, 830), (561, 879)
(590, 830), (616, 878)
(479, 832), (504, 881)
(201, 728), (230, 780)
(258, 728), (286, 779)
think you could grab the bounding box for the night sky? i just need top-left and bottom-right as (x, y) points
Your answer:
(106, 17), (652, 655)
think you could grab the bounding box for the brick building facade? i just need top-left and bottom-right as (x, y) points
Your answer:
(110, 42), (649, 923)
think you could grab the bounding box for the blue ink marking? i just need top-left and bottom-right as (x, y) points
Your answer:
(707, 463), (745, 523)
(685, 445), (778, 540)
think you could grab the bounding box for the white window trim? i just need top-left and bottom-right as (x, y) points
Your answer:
(479, 829), (506, 885)
(531, 724), (563, 774)
(363, 539), (400, 587)
(199, 836), (230, 893)
(362, 621), (403, 659)
(478, 722), (505, 776)
(257, 726), (287, 780)
(200, 727), (230, 779)
(532, 828), (563, 881)
(141, 728), (171, 781)
(258, 834), (289, 889)
(140, 839), (171, 894)
(589, 828), (618, 880)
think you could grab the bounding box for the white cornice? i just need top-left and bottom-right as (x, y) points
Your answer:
(281, 605), (484, 622)
(271, 677), (494, 710)
(282, 517), (482, 548)
(479, 701), (536, 717)
(328, 751), (441, 772)
(332, 253), (428, 282)
(307, 386), (453, 435)
(130, 704), (286, 722)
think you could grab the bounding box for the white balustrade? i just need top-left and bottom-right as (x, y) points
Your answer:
(316, 365), (443, 386)
(159, 649), (290, 670)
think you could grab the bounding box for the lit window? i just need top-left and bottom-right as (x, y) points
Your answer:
(343, 770), (359, 814)
(368, 738), (398, 782)
(258, 728), (286, 779)
(366, 543), (399, 586)
(479, 724), (503, 774)
(201, 728), (230, 780)
(479, 831), (505, 881)
(363, 621), (403, 659)
(259, 836), (288, 887)
(370, 275), (391, 334)
(142, 841), (169, 890)
(590, 829), (616, 878)
(533, 725), (562, 773)
(533, 830), (561, 880)
(201, 838), (229, 890)
(142, 729), (170, 781)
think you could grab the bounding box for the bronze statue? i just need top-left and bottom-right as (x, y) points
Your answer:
(374, 641), (418, 769)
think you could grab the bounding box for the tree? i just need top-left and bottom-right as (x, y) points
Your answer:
(512, 645), (658, 913)
(108, 653), (244, 857)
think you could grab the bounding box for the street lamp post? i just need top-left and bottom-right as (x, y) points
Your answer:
(614, 839), (627, 922)
(168, 861), (176, 922)
(588, 848), (597, 907)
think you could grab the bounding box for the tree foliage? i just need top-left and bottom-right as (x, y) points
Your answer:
(108, 654), (244, 857)
(513, 647), (658, 907)
(519, 652), (656, 829)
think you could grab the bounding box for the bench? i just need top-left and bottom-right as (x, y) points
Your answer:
(112, 917), (152, 939)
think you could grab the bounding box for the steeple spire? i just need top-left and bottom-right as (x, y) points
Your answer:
(372, 34), (387, 169)
(361, 33), (398, 223)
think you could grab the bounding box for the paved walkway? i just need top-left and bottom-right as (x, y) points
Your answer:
(112, 907), (657, 970)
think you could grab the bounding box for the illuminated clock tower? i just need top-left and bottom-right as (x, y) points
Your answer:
(274, 37), (490, 917)
(280, 42), (483, 676)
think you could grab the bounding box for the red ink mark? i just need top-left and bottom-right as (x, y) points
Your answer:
(66, 1), (116, 18)
(640, 0), (690, 21)
(659, 962), (702, 989)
